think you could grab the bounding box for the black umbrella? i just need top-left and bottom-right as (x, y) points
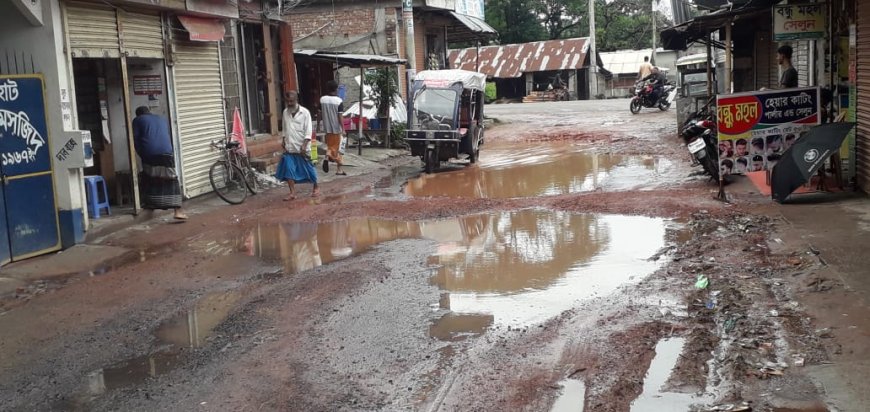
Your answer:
(771, 122), (856, 202)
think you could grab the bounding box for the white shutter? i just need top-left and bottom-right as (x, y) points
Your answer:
(120, 11), (164, 59)
(856, 3), (870, 193)
(64, 2), (121, 58)
(173, 41), (226, 198)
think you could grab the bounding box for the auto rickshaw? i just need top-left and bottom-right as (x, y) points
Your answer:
(406, 70), (486, 173)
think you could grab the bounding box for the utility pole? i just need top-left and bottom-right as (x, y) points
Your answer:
(588, 0), (598, 99)
(651, 0), (657, 65)
(403, 0), (416, 125)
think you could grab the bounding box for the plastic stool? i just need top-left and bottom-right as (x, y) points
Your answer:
(84, 175), (111, 218)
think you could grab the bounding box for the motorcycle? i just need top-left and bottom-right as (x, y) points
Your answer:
(680, 99), (719, 180)
(630, 80), (676, 114)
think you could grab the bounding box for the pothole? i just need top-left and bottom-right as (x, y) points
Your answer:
(551, 379), (586, 412)
(403, 143), (671, 198)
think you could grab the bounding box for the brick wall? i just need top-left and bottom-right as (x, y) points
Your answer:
(290, 8), (376, 42)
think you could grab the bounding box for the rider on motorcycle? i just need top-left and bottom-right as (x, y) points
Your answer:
(641, 67), (667, 103)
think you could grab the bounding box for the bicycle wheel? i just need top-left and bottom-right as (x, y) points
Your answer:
(209, 160), (248, 204)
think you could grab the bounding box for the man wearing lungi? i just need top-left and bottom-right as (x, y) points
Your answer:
(276, 91), (320, 200)
(132, 106), (187, 220)
(319, 80), (347, 176)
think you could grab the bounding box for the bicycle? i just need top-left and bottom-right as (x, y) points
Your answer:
(209, 138), (259, 204)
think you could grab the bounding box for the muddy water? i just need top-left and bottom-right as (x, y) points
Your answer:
(551, 379), (586, 412)
(404, 143), (671, 198)
(248, 210), (666, 328)
(630, 337), (713, 411)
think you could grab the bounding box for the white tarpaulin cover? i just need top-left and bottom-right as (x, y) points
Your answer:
(342, 75), (407, 122)
(415, 70), (487, 91)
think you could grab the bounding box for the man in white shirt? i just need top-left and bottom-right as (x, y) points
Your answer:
(275, 91), (319, 200)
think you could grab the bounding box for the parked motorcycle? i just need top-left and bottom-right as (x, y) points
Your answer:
(629, 80), (676, 114)
(680, 99), (719, 180)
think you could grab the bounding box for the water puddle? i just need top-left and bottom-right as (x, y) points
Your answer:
(71, 291), (240, 405)
(630, 337), (712, 411)
(551, 379), (586, 412)
(249, 210), (666, 327)
(403, 143), (670, 198)
(428, 313), (493, 341)
(154, 291), (241, 348)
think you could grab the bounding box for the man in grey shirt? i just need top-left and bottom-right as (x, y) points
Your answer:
(320, 80), (346, 175)
(778, 45), (798, 88)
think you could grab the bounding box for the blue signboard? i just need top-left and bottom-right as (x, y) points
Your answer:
(0, 75), (60, 264)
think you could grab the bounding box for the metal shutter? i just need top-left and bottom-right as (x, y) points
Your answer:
(856, 2), (870, 192)
(120, 11), (164, 58)
(173, 41), (226, 198)
(64, 2), (121, 58)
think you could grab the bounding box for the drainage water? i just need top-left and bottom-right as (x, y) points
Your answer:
(403, 144), (670, 198)
(249, 210), (666, 328)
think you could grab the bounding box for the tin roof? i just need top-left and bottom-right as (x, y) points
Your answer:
(599, 49), (653, 75)
(448, 38), (590, 79)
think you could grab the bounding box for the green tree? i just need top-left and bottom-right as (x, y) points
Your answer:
(485, 0), (547, 44)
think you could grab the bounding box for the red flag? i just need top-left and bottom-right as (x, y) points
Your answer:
(231, 107), (248, 155)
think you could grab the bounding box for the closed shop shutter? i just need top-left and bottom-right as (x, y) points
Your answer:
(120, 11), (164, 59)
(856, 2), (870, 192)
(64, 2), (121, 58)
(64, 3), (163, 59)
(173, 41), (226, 198)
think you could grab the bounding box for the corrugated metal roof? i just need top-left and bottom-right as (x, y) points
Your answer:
(447, 38), (590, 79)
(599, 49), (653, 75)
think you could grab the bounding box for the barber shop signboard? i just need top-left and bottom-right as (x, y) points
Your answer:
(717, 87), (820, 175)
(774, 3), (826, 41)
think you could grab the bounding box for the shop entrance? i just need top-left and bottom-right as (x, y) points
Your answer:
(71, 57), (170, 213)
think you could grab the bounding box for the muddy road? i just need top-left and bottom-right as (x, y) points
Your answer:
(0, 99), (851, 411)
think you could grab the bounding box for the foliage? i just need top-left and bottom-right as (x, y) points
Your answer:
(484, 0), (673, 51)
(485, 82), (497, 103)
(389, 121), (407, 149)
(365, 68), (399, 119)
(485, 0), (547, 44)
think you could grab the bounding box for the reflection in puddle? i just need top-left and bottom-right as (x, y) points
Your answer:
(154, 291), (240, 348)
(249, 210), (665, 327)
(551, 379), (586, 412)
(428, 313), (493, 341)
(630, 338), (712, 411)
(404, 145), (669, 198)
(74, 292), (240, 405)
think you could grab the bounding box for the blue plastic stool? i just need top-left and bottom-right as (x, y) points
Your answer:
(84, 175), (111, 218)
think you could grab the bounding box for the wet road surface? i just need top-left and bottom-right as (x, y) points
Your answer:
(0, 99), (856, 411)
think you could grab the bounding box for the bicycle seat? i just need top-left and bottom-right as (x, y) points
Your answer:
(226, 141), (241, 149)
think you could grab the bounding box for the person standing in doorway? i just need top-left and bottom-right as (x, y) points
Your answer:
(638, 56), (653, 81)
(320, 80), (347, 176)
(132, 106), (187, 220)
(778, 45), (798, 88)
(276, 91), (319, 200)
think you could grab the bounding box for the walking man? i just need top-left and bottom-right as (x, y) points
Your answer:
(638, 56), (653, 81)
(778, 45), (798, 88)
(276, 91), (319, 200)
(320, 80), (347, 176)
(132, 106), (187, 220)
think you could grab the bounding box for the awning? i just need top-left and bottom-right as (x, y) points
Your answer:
(177, 15), (226, 42)
(660, 0), (781, 50)
(447, 12), (497, 41)
(294, 50), (406, 68)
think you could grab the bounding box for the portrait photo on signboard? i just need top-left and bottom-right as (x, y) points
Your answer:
(717, 86), (820, 175)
